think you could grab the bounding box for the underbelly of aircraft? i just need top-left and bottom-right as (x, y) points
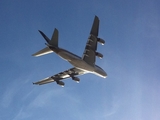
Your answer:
(70, 60), (94, 72)
(58, 51), (95, 72)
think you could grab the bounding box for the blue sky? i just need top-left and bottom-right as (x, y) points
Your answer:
(0, 0), (160, 120)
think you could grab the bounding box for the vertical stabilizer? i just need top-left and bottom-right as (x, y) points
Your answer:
(50, 28), (58, 47)
(38, 28), (59, 47)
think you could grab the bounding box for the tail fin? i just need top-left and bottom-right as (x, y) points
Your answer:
(32, 28), (59, 57)
(38, 28), (59, 47)
(50, 28), (58, 47)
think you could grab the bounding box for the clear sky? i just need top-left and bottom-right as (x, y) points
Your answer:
(0, 0), (160, 120)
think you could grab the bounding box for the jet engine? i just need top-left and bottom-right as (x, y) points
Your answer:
(97, 38), (105, 45)
(96, 52), (103, 59)
(72, 77), (80, 83)
(56, 81), (65, 87)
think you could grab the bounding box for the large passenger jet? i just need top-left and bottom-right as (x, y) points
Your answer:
(32, 16), (107, 87)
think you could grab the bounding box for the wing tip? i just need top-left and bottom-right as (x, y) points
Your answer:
(33, 82), (40, 85)
(95, 15), (99, 21)
(95, 15), (98, 18)
(54, 28), (58, 32)
(32, 54), (37, 57)
(38, 30), (42, 33)
(33, 82), (36, 85)
(90, 15), (99, 36)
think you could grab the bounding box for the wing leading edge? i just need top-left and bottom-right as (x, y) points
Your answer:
(82, 16), (99, 66)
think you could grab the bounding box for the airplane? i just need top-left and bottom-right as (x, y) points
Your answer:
(32, 16), (107, 87)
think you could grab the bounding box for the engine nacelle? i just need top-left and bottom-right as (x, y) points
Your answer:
(96, 52), (103, 59)
(97, 38), (105, 45)
(56, 81), (65, 87)
(72, 77), (80, 83)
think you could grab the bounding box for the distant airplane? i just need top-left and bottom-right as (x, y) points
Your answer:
(32, 16), (107, 87)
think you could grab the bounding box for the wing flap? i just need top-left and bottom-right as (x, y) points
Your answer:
(32, 47), (53, 57)
(83, 46), (96, 65)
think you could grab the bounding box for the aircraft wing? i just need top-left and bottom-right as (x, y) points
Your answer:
(82, 16), (99, 66)
(33, 67), (86, 85)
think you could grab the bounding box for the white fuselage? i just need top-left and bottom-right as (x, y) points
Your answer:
(55, 48), (107, 78)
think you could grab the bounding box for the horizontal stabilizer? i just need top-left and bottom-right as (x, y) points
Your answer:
(38, 30), (50, 44)
(32, 47), (53, 57)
